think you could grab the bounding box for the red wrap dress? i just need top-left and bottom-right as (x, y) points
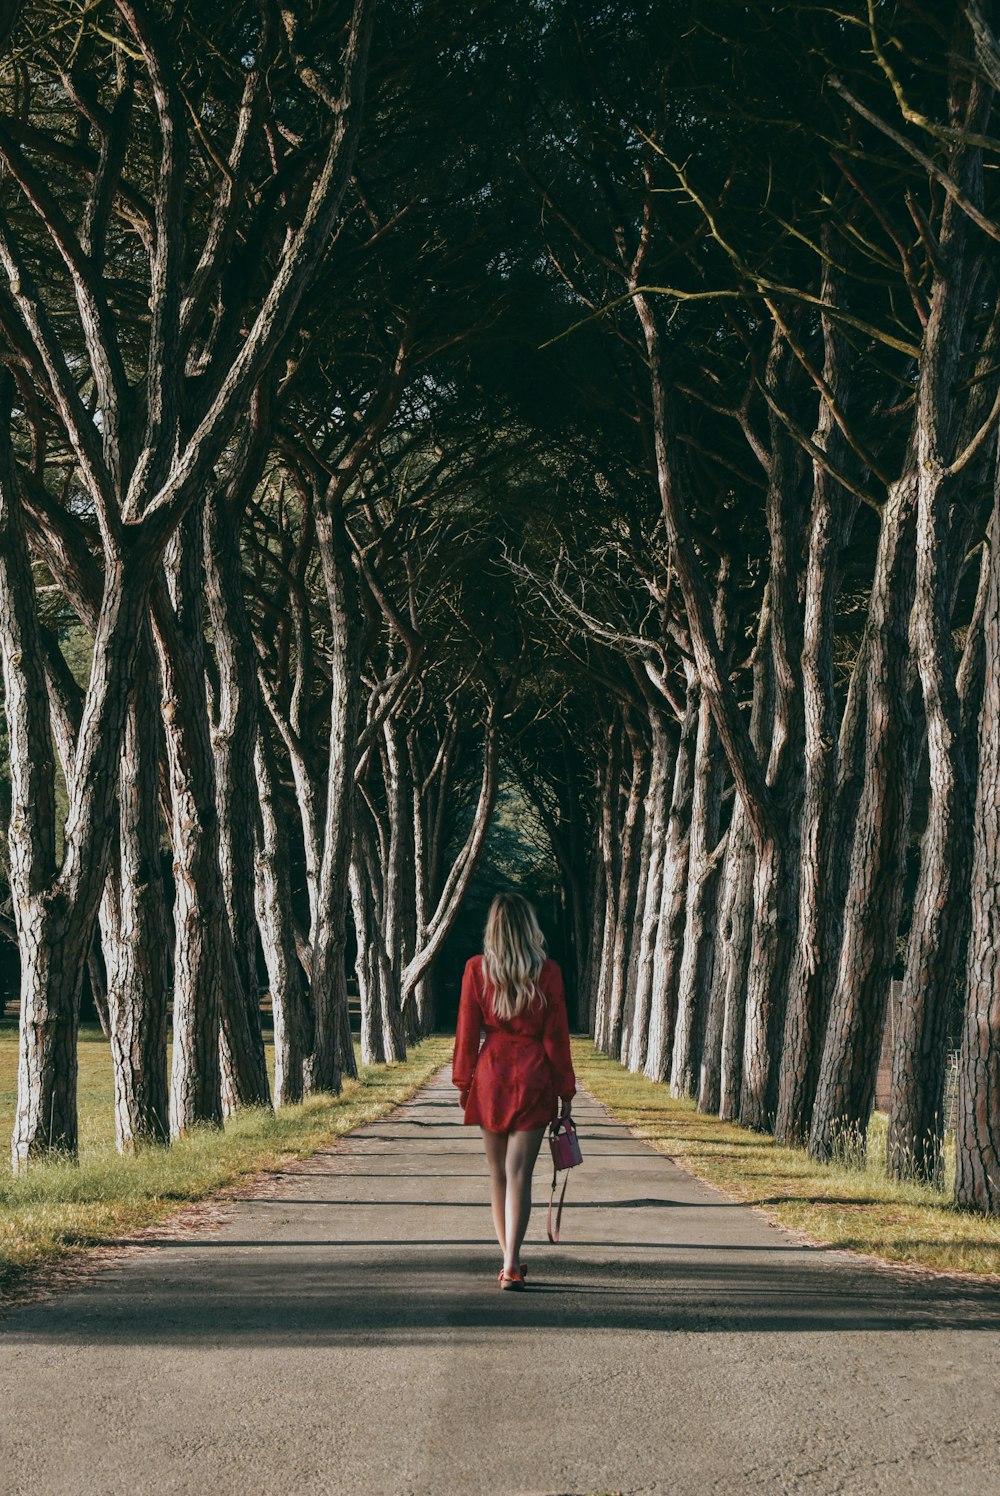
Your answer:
(452, 955), (576, 1132)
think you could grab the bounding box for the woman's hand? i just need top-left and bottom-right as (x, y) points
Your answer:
(560, 1098), (573, 1120)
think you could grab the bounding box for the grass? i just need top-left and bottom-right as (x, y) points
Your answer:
(573, 1038), (1000, 1279)
(0, 1020), (452, 1299)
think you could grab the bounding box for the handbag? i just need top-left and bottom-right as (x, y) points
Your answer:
(546, 1115), (583, 1243)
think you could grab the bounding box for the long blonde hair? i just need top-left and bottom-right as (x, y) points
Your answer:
(483, 893), (547, 1020)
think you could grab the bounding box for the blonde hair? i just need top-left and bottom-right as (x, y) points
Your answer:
(482, 893), (547, 1020)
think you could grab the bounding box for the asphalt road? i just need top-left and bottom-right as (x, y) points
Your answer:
(2, 1067), (1000, 1495)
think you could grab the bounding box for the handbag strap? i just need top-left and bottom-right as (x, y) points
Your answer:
(547, 1160), (570, 1243)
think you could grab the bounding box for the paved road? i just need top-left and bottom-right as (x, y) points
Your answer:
(2, 1068), (1000, 1495)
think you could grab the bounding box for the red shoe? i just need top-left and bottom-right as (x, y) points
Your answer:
(499, 1267), (525, 1291)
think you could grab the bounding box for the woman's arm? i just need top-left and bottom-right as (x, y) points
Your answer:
(452, 958), (483, 1100)
(543, 963), (576, 1113)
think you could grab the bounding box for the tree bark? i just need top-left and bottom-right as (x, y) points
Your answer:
(886, 94), (990, 1182)
(775, 293), (859, 1146)
(101, 629), (171, 1150)
(254, 725), (308, 1105)
(712, 604), (773, 1120)
(204, 491), (269, 1098)
(156, 507), (267, 1135)
(305, 499), (364, 1093)
(670, 688), (724, 1098)
(740, 339), (806, 1132)
(644, 678), (697, 1082)
(624, 709), (674, 1071)
(809, 471), (919, 1160)
(956, 453), (1000, 1213)
(603, 715), (648, 1056)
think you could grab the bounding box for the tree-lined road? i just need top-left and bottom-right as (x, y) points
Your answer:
(2, 1069), (999, 1495)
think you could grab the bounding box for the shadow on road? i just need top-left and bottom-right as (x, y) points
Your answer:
(7, 1240), (1000, 1342)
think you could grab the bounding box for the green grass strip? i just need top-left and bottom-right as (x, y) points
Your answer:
(573, 1038), (1000, 1278)
(0, 1030), (452, 1299)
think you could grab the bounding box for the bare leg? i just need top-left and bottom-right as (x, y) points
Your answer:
(481, 1127), (509, 1258)
(503, 1127), (545, 1274)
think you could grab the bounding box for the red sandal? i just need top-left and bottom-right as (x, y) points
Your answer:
(498, 1266), (525, 1291)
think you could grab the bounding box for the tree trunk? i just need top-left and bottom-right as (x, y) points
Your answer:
(2, 407), (159, 1163)
(956, 456), (1000, 1213)
(591, 722), (622, 1047)
(809, 472), (918, 1161)
(101, 631), (171, 1150)
(671, 689), (724, 1098)
(350, 852), (385, 1066)
(305, 499), (363, 1093)
(625, 709), (674, 1071)
(254, 725), (308, 1105)
(775, 295), (859, 1146)
(204, 492), (270, 1100)
(604, 716), (648, 1056)
(157, 508), (267, 1135)
(644, 679), (697, 1082)
(740, 340), (806, 1132)
(887, 119), (989, 1183)
(703, 795), (752, 1118)
(711, 605), (773, 1120)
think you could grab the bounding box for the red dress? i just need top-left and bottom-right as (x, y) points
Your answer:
(452, 955), (576, 1132)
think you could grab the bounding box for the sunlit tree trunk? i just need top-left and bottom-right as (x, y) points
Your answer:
(101, 632), (171, 1150)
(670, 689), (724, 1098)
(810, 472), (918, 1160)
(956, 456), (1000, 1214)
(644, 677), (697, 1082)
(775, 287), (859, 1146)
(625, 709), (674, 1072)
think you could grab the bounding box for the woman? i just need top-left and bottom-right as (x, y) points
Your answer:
(452, 892), (576, 1290)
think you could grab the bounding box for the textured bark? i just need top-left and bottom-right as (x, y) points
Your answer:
(101, 630), (170, 1151)
(955, 460), (1000, 1213)
(713, 605), (773, 1121)
(204, 493), (268, 1080)
(157, 508), (267, 1135)
(618, 721), (653, 1064)
(670, 689), (724, 1098)
(887, 133), (987, 1181)
(706, 795), (753, 1119)
(644, 680), (697, 1082)
(0, 0), (376, 1164)
(350, 853), (385, 1066)
(305, 499), (363, 1094)
(775, 295), (859, 1146)
(809, 472), (918, 1160)
(741, 346), (806, 1133)
(254, 726), (307, 1105)
(401, 712), (500, 1004)
(2, 404), (162, 1164)
(582, 818), (607, 1036)
(603, 717), (648, 1056)
(589, 733), (621, 1041)
(625, 711), (674, 1072)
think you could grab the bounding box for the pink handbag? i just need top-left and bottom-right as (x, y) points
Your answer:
(547, 1116), (583, 1242)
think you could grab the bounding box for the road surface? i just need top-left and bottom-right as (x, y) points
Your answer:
(2, 1068), (1000, 1494)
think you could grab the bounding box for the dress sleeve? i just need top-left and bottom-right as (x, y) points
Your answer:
(543, 963), (576, 1100)
(452, 958), (483, 1091)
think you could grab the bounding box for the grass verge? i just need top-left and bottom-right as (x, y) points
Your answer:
(573, 1038), (1000, 1278)
(0, 1024), (452, 1300)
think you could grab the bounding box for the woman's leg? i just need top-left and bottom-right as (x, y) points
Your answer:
(503, 1126), (545, 1274)
(481, 1127), (509, 1257)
